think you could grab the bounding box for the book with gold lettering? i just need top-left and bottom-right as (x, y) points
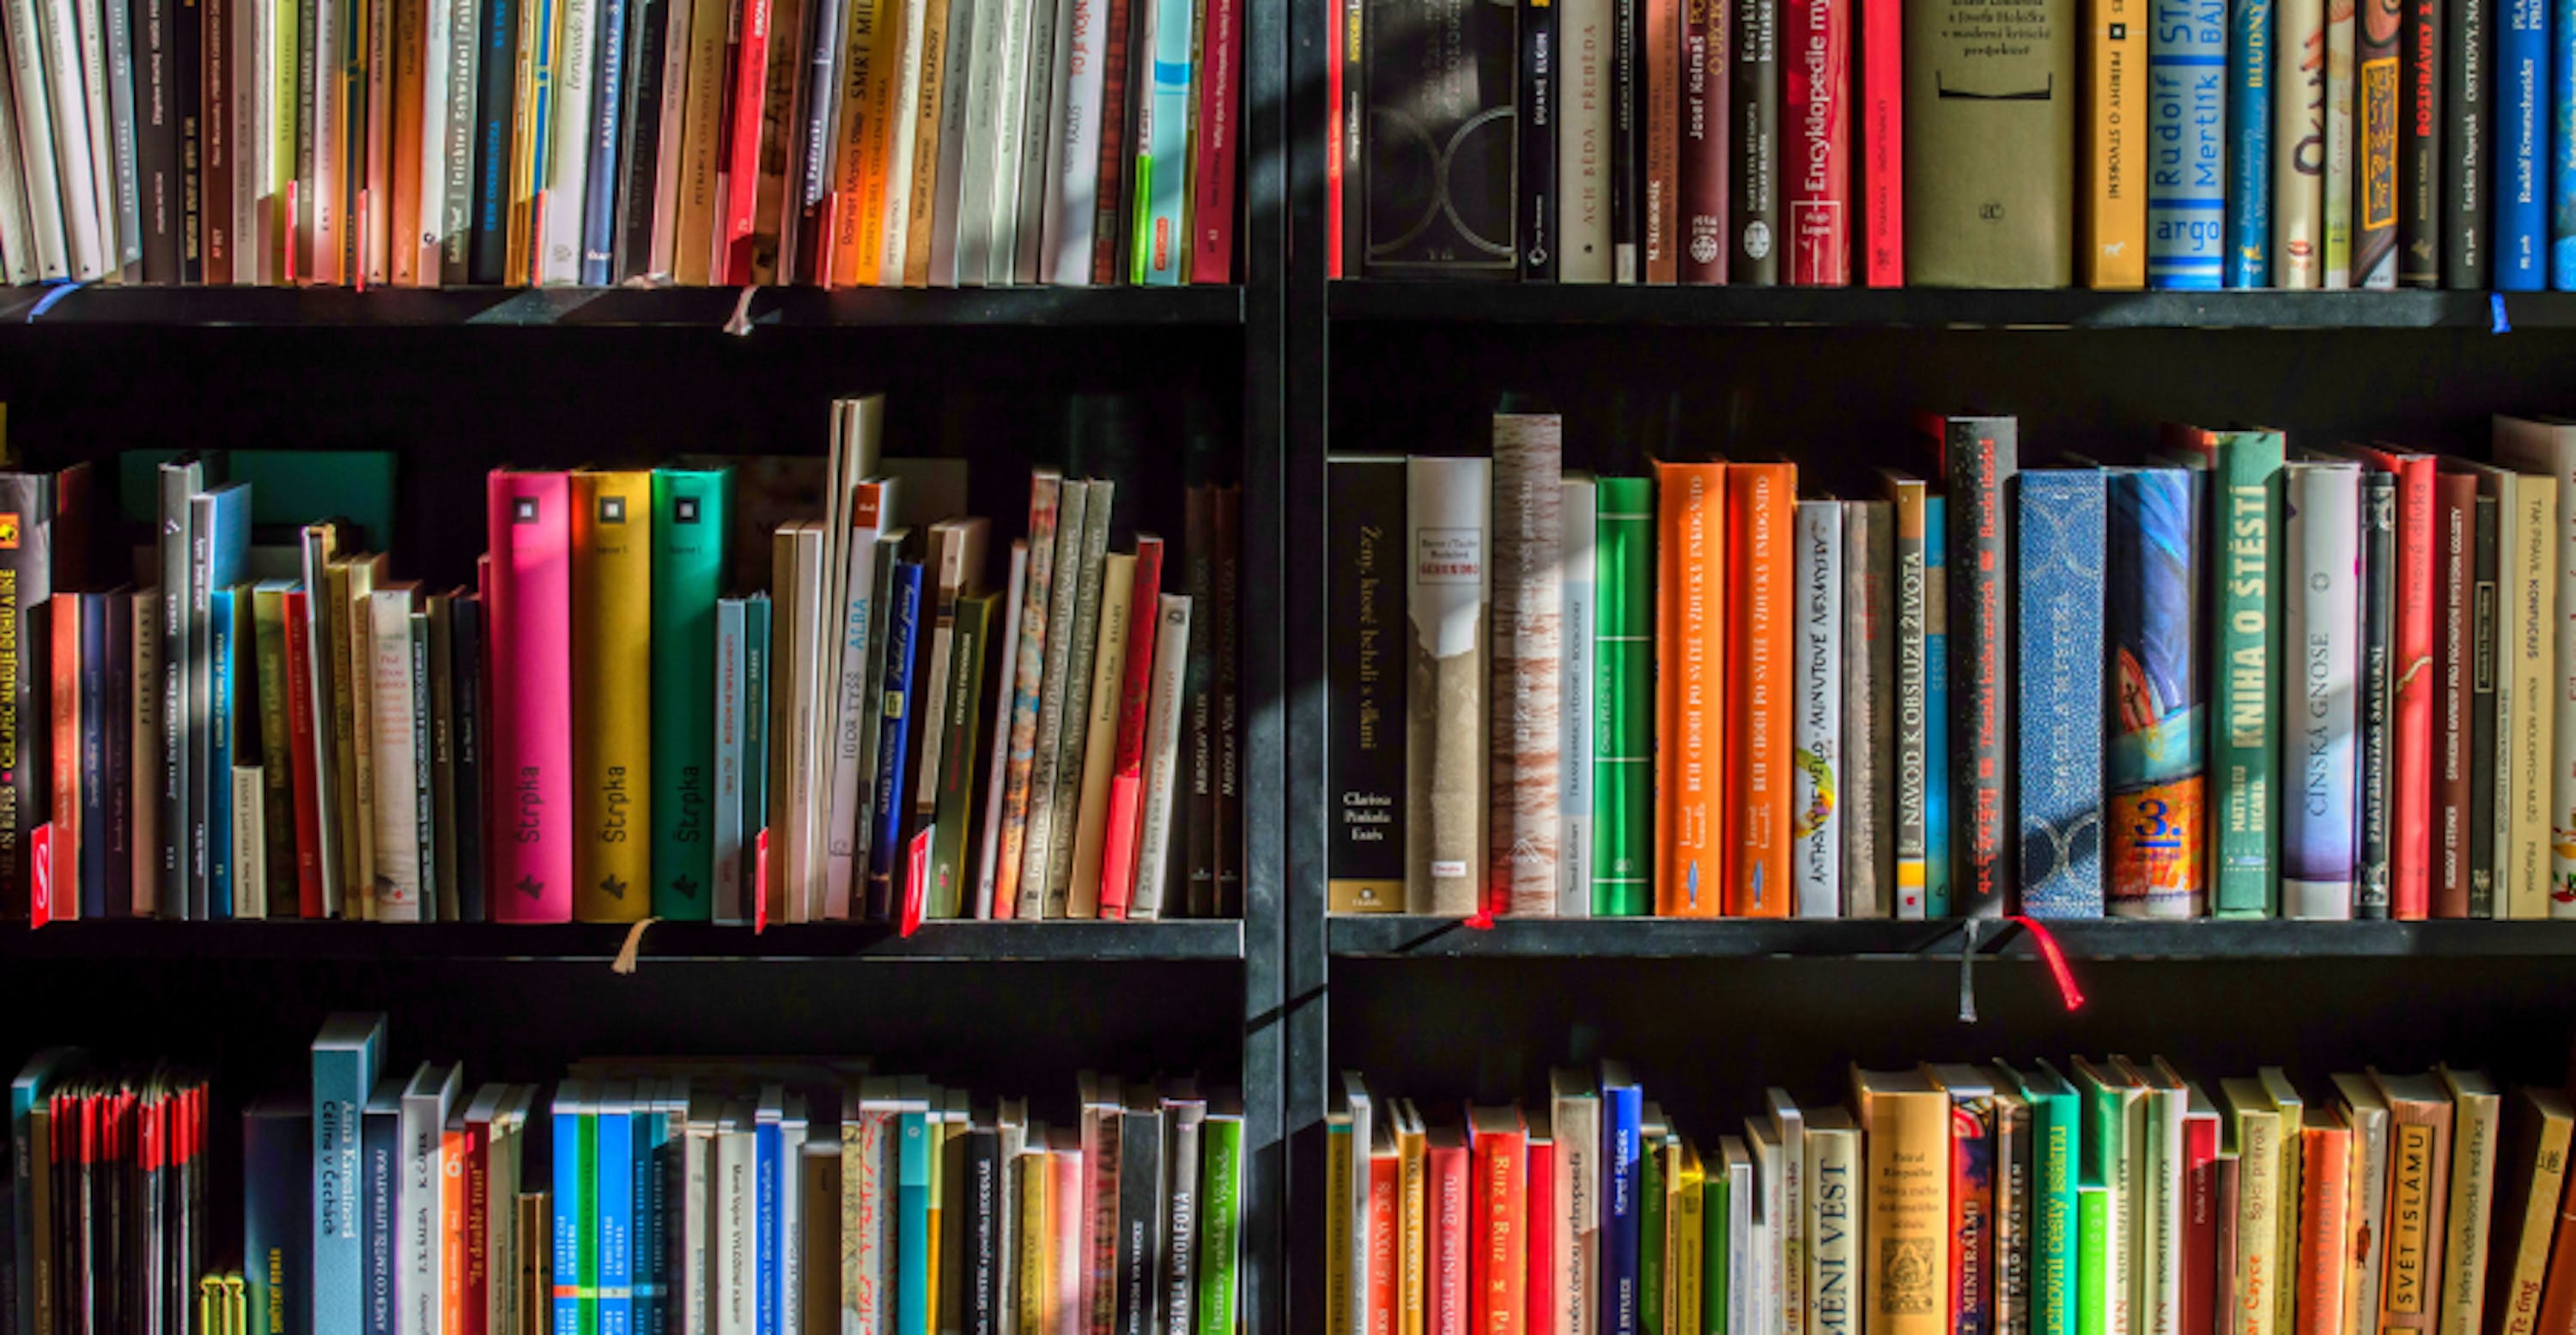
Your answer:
(1852, 1067), (1950, 1335)
(2371, 1068), (2458, 1335)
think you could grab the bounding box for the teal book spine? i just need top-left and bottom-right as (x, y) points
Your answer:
(2213, 432), (2285, 917)
(741, 595), (771, 901)
(2027, 1088), (2081, 1335)
(2075, 1186), (2109, 1335)
(648, 467), (732, 920)
(1924, 497), (1951, 917)
(1134, 0), (1195, 285)
(896, 1107), (932, 1335)
(1593, 476), (1656, 915)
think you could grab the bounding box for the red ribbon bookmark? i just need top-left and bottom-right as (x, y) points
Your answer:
(2009, 915), (2087, 1012)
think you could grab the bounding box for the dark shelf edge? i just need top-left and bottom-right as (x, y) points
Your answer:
(0, 284), (1246, 328)
(1327, 915), (2576, 959)
(2, 918), (1246, 962)
(1327, 282), (2573, 330)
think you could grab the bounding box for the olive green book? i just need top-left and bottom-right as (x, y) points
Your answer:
(926, 592), (1000, 919)
(250, 580), (299, 914)
(1901, 0), (2079, 285)
(1593, 476), (1656, 915)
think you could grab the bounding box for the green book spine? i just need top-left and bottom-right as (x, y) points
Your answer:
(579, 1107), (599, 1335)
(648, 467), (733, 921)
(251, 581), (299, 911)
(742, 595), (772, 882)
(1703, 1178), (1728, 1335)
(2032, 1089), (2082, 1335)
(927, 593), (999, 917)
(1641, 1139), (1668, 1335)
(2213, 431), (2286, 917)
(1195, 1114), (1244, 1335)
(2076, 1186), (2109, 1335)
(1594, 476), (1656, 915)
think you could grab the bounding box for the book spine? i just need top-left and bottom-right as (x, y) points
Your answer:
(0, 478), (47, 917)
(1524, 0), (1558, 279)
(2105, 468), (2208, 918)
(2561, 0), (2576, 287)
(1679, 0), (1725, 282)
(2087, 0), (2147, 285)
(1021, 483), (1090, 916)
(254, 590), (298, 913)
(2438, 1090), (2497, 1335)
(2230, 0), (2274, 285)
(1042, 496), (1117, 912)
(1561, 482), (1599, 917)
(1652, 466), (1721, 917)
(2503, 476), (2552, 919)
(159, 467), (192, 918)
(1728, 463), (1793, 916)
(1863, 1087), (1950, 1335)
(572, 472), (651, 924)
(487, 473), (574, 923)
(2380, 1107), (2453, 1334)
(1590, 478), (1656, 915)
(2296, 1125), (2351, 1335)
(1923, 497), (1952, 915)
(130, 0), (170, 280)
(2031, 1089), (2080, 1335)
(76, 594), (105, 919)
(2358, 471), (2397, 916)
(2354, 0), (2400, 283)
(1188, 0), (1238, 281)
(2325, 0), (2356, 282)
(1888, 481), (1928, 917)
(1090, 0), (1137, 284)
(2282, 463), (2362, 918)
(2016, 470), (2107, 919)
(2213, 435), (2287, 918)
(1610, 0), (1637, 280)
(1406, 458), (1491, 916)
(929, 596), (996, 916)
(866, 565), (923, 912)
(450, 599), (484, 919)
(610, 0), (665, 282)
(1943, 420), (2016, 916)
(1134, 0), (1193, 282)
(1733, 0), (1776, 281)
(717, 0), (773, 281)
(365, 596), (418, 920)
(2387, 458), (2437, 920)
(1833, 501), (1893, 915)
(2146, 0), (2227, 288)
(2468, 492), (2500, 916)
(437, 0), (480, 283)
(1951, 1096), (1996, 1335)
(2443, 0), (2487, 285)
(1790, 501), (1841, 918)
(285, 592), (324, 915)
(1782, 0), (1846, 284)
(649, 471), (729, 922)
(1133, 596), (1194, 919)
(2399, 0), (2441, 284)
(2435, 477), (2476, 917)
(1327, 460), (1406, 913)
(1559, 0), (1613, 278)
(1603, 1083), (1643, 1335)
(1858, 0), (1897, 284)
(1492, 416), (1564, 917)
(1643, 0), (1680, 282)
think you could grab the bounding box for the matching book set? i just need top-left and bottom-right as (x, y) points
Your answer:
(0, 391), (1249, 926)
(0, 0), (1242, 290)
(1323, 1059), (2559, 1335)
(1326, 409), (2576, 920)
(3, 1013), (1250, 1335)
(1335, 0), (2567, 288)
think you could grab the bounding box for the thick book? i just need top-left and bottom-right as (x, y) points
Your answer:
(1560, 478), (1598, 918)
(2275, 0), (2325, 283)
(648, 468), (731, 922)
(1790, 501), (1842, 919)
(485, 471), (573, 923)
(2488, 1088), (2572, 1335)
(2354, 0), (2401, 284)
(2282, 459), (2364, 918)
(1068, 549), (1139, 919)
(2085, 0), (2146, 284)
(1327, 457), (1405, 914)
(1587, 475), (1649, 917)
(1733, 0), (1777, 282)
(1781, 0), (1847, 283)
(2167, 428), (2286, 916)
(2015, 469), (2106, 919)
(2373, 1070), (2458, 1334)
(1656, 462), (1728, 919)
(1926, 416), (2015, 915)
(2443, 0), (2488, 285)
(1492, 414), (1563, 916)
(0, 472), (51, 917)
(1727, 462), (1794, 916)
(1842, 499), (1893, 915)
(1903, 0), (2075, 285)
(571, 470), (652, 924)
(1405, 458), (1490, 915)
(1360, 0), (1517, 275)
(366, 588), (423, 920)
(2104, 467), (2207, 918)
(2439, 1068), (2500, 1335)
(2488, 416), (2576, 914)
(2226, 0), (2272, 285)
(2145, 0), (2226, 288)
(313, 1015), (385, 1335)
(244, 1096), (312, 1335)
(1854, 1070), (1949, 1335)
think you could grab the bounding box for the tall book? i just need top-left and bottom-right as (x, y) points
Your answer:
(2487, 1088), (2572, 1335)
(2145, 0), (2227, 288)
(1790, 501), (1841, 918)
(1880, 472), (1931, 917)
(2439, 1067), (2500, 1335)
(2086, 0), (2147, 285)
(1601, 1063), (1644, 1335)
(1561, 477), (1598, 918)
(571, 470), (652, 923)
(1733, 0), (1777, 282)
(1853, 1069), (1950, 1335)
(1406, 458), (1490, 915)
(2354, 0), (2400, 284)
(1901, 0), (2077, 285)
(1066, 551), (1137, 919)
(2433, 471), (2479, 917)
(2358, 470), (2400, 916)
(190, 483), (253, 919)
(1727, 462), (1793, 916)
(1492, 412), (1563, 917)
(1679, 0), (1726, 283)
(2282, 459), (2363, 918)
(1327, 457), (1406, 914)
(1842, 499), (1893, 915)
(2371, 1070), (2458, 1335)
(2227, 0), (2273, 285)
(1358, 0), (1517, 276)
(485, 471), (574, 923)
(2105, 467), (2207, 918)
(2330, 444), (2438, 919)
(2335, 1071), (2397, 1335)
(1927, 416), (2015, 915)
(1597, 475), (1656, 918)
(2488, 416), (2576, 916)
(1783, 0), (1848, 283)
(2491, 468), (2556, 919)
(2443, 0), (2486, 285)
(368, 586), (423, 920)
(2275, 0), (2326, 284)
(0, 472), (51, 917)
(912, 517), (993, 892)
(2397, 0), (2441, 285)
(648, 467), (731, 921)
(2016, 469), (2107, 919)
(312, 1013), (386, 1335)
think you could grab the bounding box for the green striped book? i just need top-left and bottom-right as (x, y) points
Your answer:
(2006, 1060), (2083, 1335)
(1594, 476), (1656, 916)
(2162, 426), (2286, 917)
(648, 467), (732, 920)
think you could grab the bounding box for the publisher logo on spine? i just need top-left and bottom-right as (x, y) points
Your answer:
(513, 497), (539, 525)
(1415, 529), (1483, 585)
(599, 495), (627, 525)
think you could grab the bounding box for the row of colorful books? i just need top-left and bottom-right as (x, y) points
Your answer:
(1338, 0), (2550, 289)
(1327, 1059), (2551, 1335)
(0, 395), (1249, 925)
(4, 1014), (1248, 1335)
(1326, 410), (2576, 920)
(0, 0), (1241, 289)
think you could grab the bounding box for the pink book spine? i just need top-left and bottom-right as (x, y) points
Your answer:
(1860, 0), (1901, 285)
(720, 0), (775, 282)
(1784, 0), (1852, 285)
(1052, 1144), (1085, 1335)
(1096, 538), (1167, 917)
(1189, 0), (1241, 282)
(486, 471), (574, 923)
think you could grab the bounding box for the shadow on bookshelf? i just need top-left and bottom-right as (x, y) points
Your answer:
(0, 917), (1245, 962)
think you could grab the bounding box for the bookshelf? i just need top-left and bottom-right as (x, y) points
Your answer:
(0, 282), (1250, 327)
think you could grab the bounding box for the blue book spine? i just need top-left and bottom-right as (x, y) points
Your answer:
(1139, 0), (1196, 285)
(581, 0), (629, 284)
(2503, 0), (2551, 286)
(2014, 473), (2108, 919)
(1924, 498), (1952, 918)
(598, 1101), (634, 1335)
(209, 588), (235, 919)
(555, 1097), (582, 1335)
(246, 1107), (314, 1335)
(77, 597), (106, 919)
(1601, 1077), (1643, 1335)
(2149, 0), (2231, 288)
(867, 564), (925, 901)
(635, 1103), (668, 1335)
(2556, 0), (2576, 284)
(313, 1040), (379, 1335)
(896, 1111), (932, 1335)
(2228, 0), (2273, 284)
(756, 1120), (779, 1335)
(363, 1101), (401, 1335)
(2105, 469), (2209, 918)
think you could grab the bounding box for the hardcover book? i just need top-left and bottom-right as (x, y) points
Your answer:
(2275, 0), (2326, 284)
(2160, 428), (2285, 917)
(2495, 0), (2543, 288)
(2353, 0), (2401, 285)
(2397, 0), (2442, 284)
(2085, 0), (2146, 285)
(649, 467), (732, 921)
(2488, 416), (2576, 915)
(1558, 0), (1612, 279)
(1790, 501), (1841, 918)
(1901, 0), (2077, 286)
(2282, 460), (2363, 918)
(1654, 464), (1724, 917)
(1561, 477), (1598, 917)
(2145, 0), (2227, 288)
(1679, 0), (1726, 283)
(1926, 416), (2015, 916)
(2442, 0), (2486, 285)
(485, 471), (574, 923)
(2105, 467), (2207, 918)
(1840, 499), (1893, 915)
(1882, 472), (1931, 917)
(1733, 0), (1778, 282)
(2358, 471), (2399, 915)
(1727, 462), (1793, 916)
(1364, 0), (1518, 275)
(1406, 457), (1490, 915)
(1492, 414), (1564, 916)
(2015, 470), (2106, 919)
(2227, 0), (2272, 286)
(1597, 476), (1657, 917)
(572, 470), (653, 924)
(1852, 1069), (1949, 1335)
(2326, 0), (2359, 282)
(1782, 0), (1848, 283)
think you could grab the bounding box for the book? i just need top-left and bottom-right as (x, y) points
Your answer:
(2145, 0), (2226, 288)
(1679, 0), (1726, 283)
(0, 472), (51, 917)
(2281, 459), (2363, 918)
(2227, 0), (2273, 286)
(2488, 416), (2576, 914)
(1853, 1068), (1948, 1335)
(1789, 501), (1841, 919)
(1066, 551), (1136, 918)
(2275, 0), (2326, 284)
(485, 471), (574, 923)
(2441, 0), (2486, 285)
(2104, 467), (2207, 918)
(2496, 0), (2544, 288)
(1642, 0), (1680, 284)
(367, 587), (423, 920)
(1733, 0), (1778, 282)
(1727, 462), (1792, 917)
(243, 1096), (312, 1335)
(2488, 1088), (2572, 1335)
(2325, 0), (2358, 282)
(1359, 0), (1516, 276)
(2354, 0), (2401, 284)
(2439, 1068), (2501, 1335)
(1841, 499), (1893, 916)
(570, 470), (652, 923)
(2295, 1110), (2353, 1335)
(2334, 1071), (2396, 1335)
(312, 1014), (386, 1335)
(1492, 413), (1563, 917)
(1782, 0), (1848, 283)
(1405, 457), (1488, 916)
(2016, 469), (2107, 919)
(2361, 467), (2397, 916)
(1928, 416), (2015, 915)
(1597, 474), (1656, 918)
(1561, 477), (1598, 917)
(2434, 471), (2479, 917)
(2086, 0), (2147, 285)
(1602, 1063), (1643, 1335)
(1902, 0), (2077, 285)
(649, 467), (732, 921)
(2372, 1070), (2458, 1334)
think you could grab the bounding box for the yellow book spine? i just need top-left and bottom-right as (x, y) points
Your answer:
(2231, 1107), (2278, 1335)
(325, 558), (363, 913)
(2506, 476), (2557, 919)
(1400, 1124), (1428, 1335)
(1859, 1084), (1950, 1335)
(2439, 1091), (2500, 1335)
(507, 0), (544, 282)
(2085, 0), (2146, 288)
(1327, 1124), (1356, 1335)
(835, 0), (897, 285)
(390, 0), (424, 288)
(672, 0), (732, 284)
(1674, 1146), (1705, 1335)
(344, 558), (381, 919)
(1019, 1150), (1052, 1334)
(901, 0), (955, 287)
(573, 470), (654, 922)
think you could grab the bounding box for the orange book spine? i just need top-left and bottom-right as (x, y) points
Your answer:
(2530, 1167), (2576, 1335)
(48, 594), (76, 917)
(1370, 1153), (1402, 1335)
(1727, 462), (1795, 916)
(1656, 462), (1728, 916)
(443, 1126), (468, 1335)
(390, 0), (425, 287)
(2298, 1119), (2353, 1335)
(1471, 1122), (1526, 1335)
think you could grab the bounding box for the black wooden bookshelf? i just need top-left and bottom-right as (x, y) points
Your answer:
(1326, 915), (2576, 959)
(0, 282), (1247, 327)
(1, 918), (1248, 962)
(1328, 280), (2576, 329)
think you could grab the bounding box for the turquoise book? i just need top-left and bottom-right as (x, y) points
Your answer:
(2008, 1060), (2083, 1335)
(595, 1085), (634, 1335)
(551, 1079), (588, 1335)
(310, 1016), (383, 1335)
(2015, 471), (2106, 918)
(1593, 476), (1656, 916)
(896, 1100), (933, 1335)
(1133, 0), (1197, 285)
(649, 467), (732, 920)
(1924, 497), (1951, 917)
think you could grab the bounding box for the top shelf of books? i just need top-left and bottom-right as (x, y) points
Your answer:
(1327, 284), (2576, 331)
(0, 285), (1247, 329)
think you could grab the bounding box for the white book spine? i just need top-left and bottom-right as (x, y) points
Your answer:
(1010, 0), (1056, 279)
(984, 0), (1033, 280)
(1131, 593), (1192, 920)
(879, 0), (929, 282)
(821, 527), (881, 919)
(1555, 0), (1609, 282)
(952, 0), (1003, 283)
(1018, 481), (1090, 914)
(2283, 461), (2361, 919)
(713, 598), (745, 923)
(541, 0), (597, 283)
(416, 0), (457, 283)
(1406, 455), (1492, 914)
(38, 0), (103, 276)
(438, 0), (480, 281)
(1552, 1094), (1598, 1335)
(1726, 1154), (1753, 1335)
(3, 0), (70, 278)
(397, 1084), (444, 1335)
(2492, 418), (2576, 916)
(1036, 0), (1095, 282)
(975, 543), (1030, 917)
(1754, 1132), (1780, 1335)
(1804, 1130), (1857, 1335)
(1767, 1096), (1806, 1335)
(0, 20), (33, 283)
(714, 1126), (753, 1335)
(2322, 0), (2354, 287)
(647, 0), (693, 276)
(777, 1114), (807, 1335)
(925, 0), (978, 285)
(1558, 478), (1597, 918)
(1792, 500), (1842, 919)
(2271, 0), (2324, 287)
(1491, 414), (1562, 917)
(683, 1113), (711, 1335)
(369, 596), (422, 920)
(2146, 1092), (2184, 1335)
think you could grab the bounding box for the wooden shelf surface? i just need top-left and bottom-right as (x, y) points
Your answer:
(2, 917), (1245, 962)
(1328, 282), (2576, 330)
(0, 283), (1245, 328)
(1327, 915), (2576, 959)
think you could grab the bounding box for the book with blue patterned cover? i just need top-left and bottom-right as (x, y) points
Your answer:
(2106, 468), (2209, 918)
(2148, 0), (2229, 288)
(2016, 470), (2107, 919)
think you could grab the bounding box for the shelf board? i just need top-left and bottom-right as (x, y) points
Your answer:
(1328, 282), (2573, 330)
(0, 283), (1245, 328)
(2, 918), (1244, 962)
(1328, 915), (2576, 959)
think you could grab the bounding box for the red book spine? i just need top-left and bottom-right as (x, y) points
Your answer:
(1524, 1139), (1554, 1334)
(1097, 537), (1167, 916)
(2433, 472), (2476, 917)
(1783, 0), (1850, 284)
(2182, 1114), (2221, 1335)
(1431, 1142), (1473, 1335)
(1859, 0), (1900, 284)
(720, 0), (775, 282)
(1190, 0), (1240, 282)
(283, 590), (325, 918)
(465, 1120), (491, 1335)
(2362, 451), (2437, 919)
(1369, 1155), (1400, 1335)
(1643, 0), (1681, 282)
(1471, 1124), (1527, 1335)
(1680, 0), (1728, 283)
(1091, 0), (1139, 285)
(485, 472), (574, 922)
(1325, 0), (1343, 280)
(48, 594), (76, 919)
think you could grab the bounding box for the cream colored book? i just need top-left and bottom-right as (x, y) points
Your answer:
(2220, 1077), (2282, 1335)
(232, 766), (267, 918)
(1063, 551), (1134, 918)
(1129, 594), (1193, 920)
(2440, 1068), (2502, 1335)
(344, 555), (383, 919)
(2494, 1089), (2573, 1335)
(2260, 1068), (2306, 1335)
(2331, 1072), (2392, 1335)
(1803, 1107), (1860, 1335)
(368, 586), (423, 920)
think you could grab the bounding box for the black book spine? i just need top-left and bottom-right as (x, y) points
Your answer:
(2399, 0), (2443, 285)
(1611, 0), (1637, 279)
(0, 476), (52, 919)
(1521, 0), (1556, 278)
(77, 596), (106, 918)
(1730, 0), (1776, 282)
(966, 1129), (999, 1335)
(157, 464), (191, 919)
(410, 613), (435, 919)
(1939, 416), (2014, 917)
(613, 0), (669, 281)
(1183, 484), (1218, 917)
(469, 0), (519, 284)
(1213, 486), (1240, 917)
(2443, 0), (2487, 286)
(175, 0), (204, 282)
(136, 0), (182, 281)
(1114, 1102), (1164, 1335)
(1325, 458), (1406, 909)
(452, 597), (485, 920)
(2357, 470), (2397, 919)
(103, 592), (131, 919)
(2468, 491), (2499, 916)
